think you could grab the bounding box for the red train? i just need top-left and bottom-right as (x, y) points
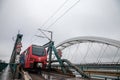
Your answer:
(20, 45), (47, 70)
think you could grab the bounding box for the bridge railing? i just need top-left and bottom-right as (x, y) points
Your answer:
(0, 62), (8, 72)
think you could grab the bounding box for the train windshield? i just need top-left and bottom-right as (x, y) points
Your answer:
(32, 46), (45, 56)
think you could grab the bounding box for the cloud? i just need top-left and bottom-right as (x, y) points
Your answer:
(0, 0), (120, 63)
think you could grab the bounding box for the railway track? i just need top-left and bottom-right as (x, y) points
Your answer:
(20, 68), (119, 80)
(30, 72), (81, 80)
(26, 71), (102, 80)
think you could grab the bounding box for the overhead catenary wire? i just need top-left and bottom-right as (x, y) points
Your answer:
(26, 0), (69, 45)
(41, 0), (69, 28)
(46, 0), (80, 29)
(26, 30), (40, 46)
(38, 29), (51, 41)
(28, 0), (80, 45)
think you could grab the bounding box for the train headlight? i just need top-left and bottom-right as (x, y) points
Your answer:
(37, 63), (42, 68)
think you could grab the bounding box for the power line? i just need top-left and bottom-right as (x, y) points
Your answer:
(46, 0), (80, 29)
(41, 0), (69, 28)
(26, 1), (69, 45)
(26, 30), (40, 46)
(26, 0), (80, 46)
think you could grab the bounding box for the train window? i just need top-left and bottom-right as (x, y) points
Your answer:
(32, 46), (45, 56)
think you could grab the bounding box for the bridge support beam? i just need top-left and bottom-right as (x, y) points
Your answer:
(10, 33), (23, 79)
(50, 59), (90, 78)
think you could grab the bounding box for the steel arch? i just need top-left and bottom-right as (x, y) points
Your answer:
(56, 36), (120, 50)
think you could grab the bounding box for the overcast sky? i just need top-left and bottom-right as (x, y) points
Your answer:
(0, 0), (120, 62)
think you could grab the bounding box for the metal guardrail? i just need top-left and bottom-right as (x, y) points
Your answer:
(0, 63), (8, 72)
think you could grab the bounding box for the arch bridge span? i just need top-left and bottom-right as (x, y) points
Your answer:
(55, 36), (120, 79)
(56, 36), (120, 50)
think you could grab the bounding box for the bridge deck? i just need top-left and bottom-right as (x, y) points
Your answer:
(28, 71), (102, 80)
(84, 70), (120, 77)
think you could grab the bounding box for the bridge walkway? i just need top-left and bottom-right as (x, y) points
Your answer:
(0, 65), (12, 80)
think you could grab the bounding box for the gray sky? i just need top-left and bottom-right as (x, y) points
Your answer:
(0, 0), (120, 62)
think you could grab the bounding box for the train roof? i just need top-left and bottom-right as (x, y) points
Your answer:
(32, 44), (44, 48)
(20, 44), (44, 54)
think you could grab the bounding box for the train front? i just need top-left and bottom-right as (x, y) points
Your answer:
(30, 45), (47, 70)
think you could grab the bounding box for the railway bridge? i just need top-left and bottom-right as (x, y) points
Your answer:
(0, 34), (120, 80)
